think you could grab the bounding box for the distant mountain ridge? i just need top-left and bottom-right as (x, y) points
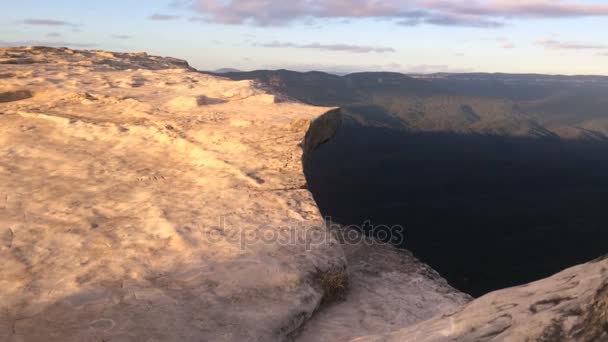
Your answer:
(208, 69), (443, 106)
(412, 72), (608, 83)
(209, 69), (608, 140)
(212, 68), (242, 74)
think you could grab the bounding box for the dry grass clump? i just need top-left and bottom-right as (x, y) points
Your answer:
(317, 268), (349, 304)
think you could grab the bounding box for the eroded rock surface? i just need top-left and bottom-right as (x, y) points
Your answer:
(0, 47), (347, 342)
(294, 228), (471, 342)
(356, 256), (608, 342)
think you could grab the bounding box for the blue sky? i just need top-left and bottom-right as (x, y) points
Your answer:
(2, 0), (608, 75)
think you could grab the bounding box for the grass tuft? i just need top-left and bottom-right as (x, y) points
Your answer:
(317, 268), (349, 304)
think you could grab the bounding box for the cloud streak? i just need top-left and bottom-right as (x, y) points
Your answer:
(183, 0), (608, 27)
(148, 14), (181, 21)
(0, 40), (97, 48)
(260, 41), (396, 53)
(23, 19), (77, 27)
(496, 37), (515, 49)
(537, 39), (607, 50)
(111, 34), (132, 40)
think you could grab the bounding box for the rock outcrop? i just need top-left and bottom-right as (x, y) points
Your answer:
(1, 47), (469, 342)
(293, 227), (471, 342)
(1, 47), (607, 342)
(1, 47), (347, 341)
(356, 256), (608, 342)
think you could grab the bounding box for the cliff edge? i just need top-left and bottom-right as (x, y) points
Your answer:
(1, 47), (606, 342)
(1, 47), (346, 341)
(357, 256), (608, 342)
(1, 47), (469, 342)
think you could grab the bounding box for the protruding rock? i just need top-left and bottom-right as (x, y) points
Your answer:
(0, 47), (345, 341)
(356, 257), (608, 342)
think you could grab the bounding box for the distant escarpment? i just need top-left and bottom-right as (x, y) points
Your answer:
(215, 69), (608, 140)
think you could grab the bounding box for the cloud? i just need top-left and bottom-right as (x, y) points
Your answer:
(405, 64), (474, 73)
(23, 19), (77, 27)
(258, 62), (403, 75)
(496, 37), (515, 49)
(180, 0), (608, 27)
(111, 34), (132, 40)
(0, 40), (97, 48)
(254, 61), (472, 74)
(410, 13), (503, 27)
(189, 16), (207, 22)
(537, 39), (607, 50)
(423, 0), (608, 18)
(259, 41), (396, 53)
(47, 32), (62, 38)
(148, 13), (181, 20)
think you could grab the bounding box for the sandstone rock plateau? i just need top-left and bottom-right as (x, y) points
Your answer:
(0, 47), (607, 342)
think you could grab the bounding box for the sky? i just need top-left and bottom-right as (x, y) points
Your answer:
(1, 0), (608, 75)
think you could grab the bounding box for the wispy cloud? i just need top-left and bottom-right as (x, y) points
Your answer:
(260, 41), (396, 53)
(47, 32), (62, 38)
(408, 13), (503, 27)
(406, 63), (474, 73)
(255, 61), (472, 74)
(257, 62), (397, 75)
(537, 39), (607, 50)
(111, 34), (132, 40)
(23, 19), (77, 27)
(148, 13), (181, 21)
(189, 16), (207, 22)
(0, 40), (96, 48)
(424, 0), (608, 18)
(496, 37), (515, 49)
(179, 0), (608, 27)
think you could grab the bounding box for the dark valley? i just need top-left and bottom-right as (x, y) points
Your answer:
(214, 69), (608, 296)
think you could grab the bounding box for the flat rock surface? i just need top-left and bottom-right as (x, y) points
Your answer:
(0, 47), (346, 342)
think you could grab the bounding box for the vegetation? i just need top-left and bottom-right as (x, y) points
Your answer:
(317, 268), (349, 304)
